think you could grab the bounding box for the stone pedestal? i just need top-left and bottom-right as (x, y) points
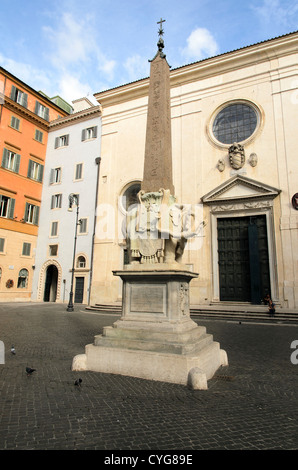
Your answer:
(72, 265), (228, 389)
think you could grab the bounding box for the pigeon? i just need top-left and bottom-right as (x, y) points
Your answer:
(11, 345), (16, 355)
(74, 378), (82, 387)
(26, 367), (36, 376)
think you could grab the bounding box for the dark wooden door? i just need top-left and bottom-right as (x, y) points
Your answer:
(217, 215), (270, 303)
(74, 277), (84, 303)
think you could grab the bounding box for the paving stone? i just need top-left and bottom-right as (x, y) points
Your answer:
(0, 302), (298, 451)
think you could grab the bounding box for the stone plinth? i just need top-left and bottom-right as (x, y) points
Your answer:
(72, 265), (228, 389)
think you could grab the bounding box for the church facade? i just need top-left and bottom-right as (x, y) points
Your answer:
(89, 31), (298, 310)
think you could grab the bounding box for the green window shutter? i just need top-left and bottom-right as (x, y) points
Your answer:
(2, 148), (8, 168)
(38, 164), (44, 182)
(81, 129), (86, 141)
(22, 93), (28, 108)
(54, 137), (59, 149)
(8, 198), (15, 219)
(27, 159), (33, 178)
(93, 126), (98, 138)
(51, 196), (54, 209)
(44, 107), (49, 121)
(24, 202), (29, 222)
(34, 101), (39, 114)
(50, 169), (55, 184)
(14, 154), (21, 173)
(33, 206), (39, 225)
(10, 85), (17, 101)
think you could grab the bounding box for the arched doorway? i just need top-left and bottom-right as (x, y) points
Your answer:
(44, 264), (58, 302)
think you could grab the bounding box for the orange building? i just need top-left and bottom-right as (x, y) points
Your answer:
(0, 67), (70, 301)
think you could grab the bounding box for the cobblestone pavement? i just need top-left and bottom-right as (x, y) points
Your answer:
(0, 301), (298, 452)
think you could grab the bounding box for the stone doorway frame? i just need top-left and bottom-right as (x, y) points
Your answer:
(201, 175), (281, 303)
(37, 259), (62, 302)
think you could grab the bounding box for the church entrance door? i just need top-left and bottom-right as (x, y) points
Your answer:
(217, 215), (270, 303)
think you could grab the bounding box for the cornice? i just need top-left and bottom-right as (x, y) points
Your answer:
(0, 67), (70, 116)
(94, 31), (298, 108)
(4, 97), (50, 131)
(49, 105), (101, 130)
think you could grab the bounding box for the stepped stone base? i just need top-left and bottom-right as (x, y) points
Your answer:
(72, 266), (228, 389)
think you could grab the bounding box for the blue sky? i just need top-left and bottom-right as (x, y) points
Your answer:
(1, 0), (298, 105)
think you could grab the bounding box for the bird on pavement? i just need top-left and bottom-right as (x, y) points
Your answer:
(74, 378), (82, 387)
(11, 345), (16, 355)
(26, 367), (36, 376)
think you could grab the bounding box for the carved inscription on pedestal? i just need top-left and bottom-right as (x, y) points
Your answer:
(129, 283), (166, 314)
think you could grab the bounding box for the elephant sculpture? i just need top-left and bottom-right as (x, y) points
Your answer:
(126, 188), (204, 265)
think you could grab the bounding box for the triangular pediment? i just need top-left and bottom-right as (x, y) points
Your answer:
(201, 175), (281, 205)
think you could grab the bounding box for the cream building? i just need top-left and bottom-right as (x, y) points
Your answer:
(90, 31), (298, 310)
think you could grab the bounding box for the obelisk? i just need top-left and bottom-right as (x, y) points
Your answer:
(72, 20), (228, 389)
(142, 19), (174, 195)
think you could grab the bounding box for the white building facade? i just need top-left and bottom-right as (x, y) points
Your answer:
(32, 99), (101, 304)
(89, 32), (298, 310)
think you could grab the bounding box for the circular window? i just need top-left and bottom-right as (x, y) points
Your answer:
(212, 102), (258, 145)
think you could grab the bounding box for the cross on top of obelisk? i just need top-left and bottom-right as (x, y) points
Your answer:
(155, 18), (166, 58)
(157, 18), (165, 36)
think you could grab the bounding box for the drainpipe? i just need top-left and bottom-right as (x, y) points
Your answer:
(88, 156), (101, 306)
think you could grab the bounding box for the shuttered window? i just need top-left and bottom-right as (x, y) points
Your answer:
(54, 134), (69, 148)
(27, 159), (44, 182)
(34, 101), (50, 121)
(35, 129), (43, 143)
(2, 148), (21, 173)
(24, 203), (40, 225)
(51, 221), (58, 237)
(10, 116), (20, 131)
(50, 167), (62, 184)
(81, 126), (97, 141)
(22, 242), (31, 256)
(51, 194), (62, 209)
(0, 195), (15, 219)
(79, 218), (87, 234)
(75, 163), (83, 180)
(10, 85), (28, 108)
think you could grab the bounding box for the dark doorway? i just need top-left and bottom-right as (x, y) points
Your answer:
(44, 265), (58, 302)
(217, 215), (270, 303)
(74, 277), (84, 303)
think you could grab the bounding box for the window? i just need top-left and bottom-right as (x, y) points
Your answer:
(54, 134), (69, 148)
(17, 269), (28, 288)
(22, 242), (31, 256)
(79, 218), (87, 234)
(121, 183), (141, 212)
(35, 101), (49, 121)
(212, 102), (258, 145)
(77, 256), (86, 268)
(0, 195), (15, 219)
(10, 116), (20, 131)
(27, 160), (44, 182)
(35, 129), (43, 143)
(10, 86), (28, 108)
(24, 203), (39, 225)
(51, 194), (62, 209)
(50, 221), (58, 237)
(49, 244), (58, 256)
(2, 148), (20, 173)
(0, 238), (5, 252)
(75, 163), (83, 180)
(81, 126), (97, 141)
(50, 167), (62, 184)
